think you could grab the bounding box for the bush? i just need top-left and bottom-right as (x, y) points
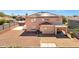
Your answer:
(12, 16), (17, 19)
(63, 17), (67, 24)
(5, 20), (10, 23)
(70, 32), (75, 38)
(0, 19), (11, 25)
(0, 19), (5, 25)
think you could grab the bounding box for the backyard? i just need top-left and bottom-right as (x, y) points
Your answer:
(0, 25), (79, 47)
(0, 12), (79, 47)
(0, 18), (78, 47)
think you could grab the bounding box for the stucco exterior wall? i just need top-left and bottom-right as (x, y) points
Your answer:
(40, 25), (55, 34)
(25, 16), (63, 32)
(48, 17), (62, 25)
(25, 21), (39, 31)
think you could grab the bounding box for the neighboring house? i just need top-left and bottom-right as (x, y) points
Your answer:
(25, 12), (67, 35)
(16, 16), (26, 26)
(67, 17), (79, 29)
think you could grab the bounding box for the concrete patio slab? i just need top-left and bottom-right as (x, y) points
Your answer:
(40, 43), (56, 47)
(12, 26), (24, 30)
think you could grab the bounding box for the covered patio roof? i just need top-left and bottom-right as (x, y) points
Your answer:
(55, 25), (67, 28)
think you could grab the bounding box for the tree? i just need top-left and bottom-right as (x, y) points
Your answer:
(0, 12), (7, 17)
(12, 16), (17, 19)
(25, 13), (28, 16)
(73, 15), (78, 17)
(73, 15), (77, 17)
(16, 16), (25, 21)
(0, 19), (5, 25)
(62, 17), (67, 24)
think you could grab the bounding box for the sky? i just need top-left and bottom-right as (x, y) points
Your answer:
(0, 10), (79, 16)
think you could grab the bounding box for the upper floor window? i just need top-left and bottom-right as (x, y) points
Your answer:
(31, 19), (36, 22)
(42, 19), (45, 21)
(42, 19), (48, 22)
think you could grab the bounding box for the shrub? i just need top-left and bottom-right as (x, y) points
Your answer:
(5, 20), (10, 23)
(0, 19), (11, 25)
(0, 19), (5, 25)
(70, 32), (75, 38)
(12, 16), (17, 19)
(63, 17), (68, 24)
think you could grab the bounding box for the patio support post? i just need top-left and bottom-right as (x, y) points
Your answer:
(55, 27), (57, 35)
(65, 27), (67, 35)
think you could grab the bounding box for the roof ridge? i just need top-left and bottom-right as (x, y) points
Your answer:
(29, 12), (58, 16)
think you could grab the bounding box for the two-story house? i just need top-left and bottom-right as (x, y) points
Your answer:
(25, 12), (67, 35)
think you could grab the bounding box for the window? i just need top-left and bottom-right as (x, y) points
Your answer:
(45, 19), (48, 21)
(31, 19), (36, 22)
(42, 19), (45, 21)
(42, 19), (48, 22)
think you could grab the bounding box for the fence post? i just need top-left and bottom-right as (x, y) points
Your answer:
(9, 23), (10, 27)
(3, 25), (4, 30)
(14, 22), (15, 26)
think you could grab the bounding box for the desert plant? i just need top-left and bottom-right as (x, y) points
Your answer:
(5, 20), (10, 23)
(0, 19), (5, 25)
(70, 32), (75, 38)
(63, 17), (68, 24)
